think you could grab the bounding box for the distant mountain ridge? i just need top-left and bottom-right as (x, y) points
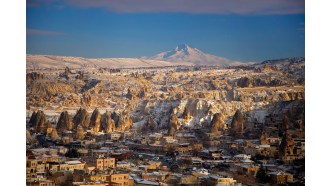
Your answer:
(27, 44), (305, 70)
(145, 44), (247, 66)
(261, 57), (305, 65)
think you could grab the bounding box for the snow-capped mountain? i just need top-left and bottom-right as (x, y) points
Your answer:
(145, 44), (244, 66)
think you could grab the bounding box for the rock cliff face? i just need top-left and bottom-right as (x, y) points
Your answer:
(168, 110), (180, 137)
(45, 121), (54, 136)
(51, 129), (59, 141)
(237, 77), (252, 88)
(231, 110), (244, 136)
(279, 132), (295, 157)
(81, 92), (93, 107)
(143, 116), (157, 132)
(56, 111), (73, 132)
(73, 108), (90, 129)
(30, 110), (47, 134)
(182, 107), (192, 121)
(76, 124), (85, 140)
(111, 112), (120, 126)
(29, 81), (75, 99)
(101, 111), (115, 133)
(138, 88), (146, 99)
(26, 57), (305, 135)
(26, 130), (32, 143)
(210, 113), (225, 133)
(90, 108), (101, 132)
(26, 72), (44, 83)
(116, 113), (133, 131)
(126, 88), (134, 100)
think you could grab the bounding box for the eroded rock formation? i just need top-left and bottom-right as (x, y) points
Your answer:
(210, 113), (225, 133)
(56, 111), (73, 132)
(101, 111), (115, 133)
(51, 129), (59, 141)
(168, 110), (180, 137)
(76, 124), (85, 140)
(30, 110), (47, 133)
(231, 110), (244, 137)
(73, 108), (90, 129)
(90, 108), (101, 132)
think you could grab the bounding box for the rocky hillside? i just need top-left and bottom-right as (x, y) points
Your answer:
(26, 58), (304, 137)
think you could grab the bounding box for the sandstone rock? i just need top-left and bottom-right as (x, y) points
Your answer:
(182, 107), (191, 121)
(26, 72), (44, 83)
(65, 66), (73, 74)
(56, 111), (73, 132)
(279, 92), (290, 101)
(138, 88), (146, 99)
(111, 112), (120, 126)
(143, 116), (157, 131)
(101, 111), (115, 133)
(117, 114), (133, 131)
(75, 71), (84, 80)
(260, 131), (268, 145)
(254, 64), (278, 73)
(279, 132), (295, 157)
(231, 110), (244, 137)
(210, 113), (225, 133)
(90, 108), (101, 132)
(168, 110), (180, 137)
(237, 77), (252, 88)
(81, 92), (93, 107)
(29, 81), (74, 99)
(26, 130), (32, 142)
(30, 110), (47, 134)
(51, 128), (59, 141)
(126, 88), (134, 100)
(76, 124), (85, 140)
(279, 115), (289, 137)
(73, 108), (90, 129)
(59, 66), (73, 80)
(46, 121), (54, 136)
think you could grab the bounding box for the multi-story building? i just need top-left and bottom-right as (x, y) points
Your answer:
(96, 157), (115, 170)
(268, 171), (294, 184)
(110, 173), (130, 186)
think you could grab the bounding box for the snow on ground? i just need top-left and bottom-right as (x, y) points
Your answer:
(27, 55), (192, 70)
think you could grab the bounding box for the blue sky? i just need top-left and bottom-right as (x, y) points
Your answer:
(26, 0), (305, 62)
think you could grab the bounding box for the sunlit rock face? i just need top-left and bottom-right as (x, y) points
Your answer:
(210, 113), (225, 133)
(76, 124), (85, 140)
(73, 108), (90, 129)
(231, 110), (245, 137)
(30, 110), (47, 134)
(26, 57), (304, 134)
(101, 111), (115, 133)
(168, 110), (180, 137)
(57, 111), (73, 132)
(90, 108), (101, 132)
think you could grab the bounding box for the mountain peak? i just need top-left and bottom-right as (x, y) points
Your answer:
(175, 44), (191, 51)
(147, 44), (243, 66)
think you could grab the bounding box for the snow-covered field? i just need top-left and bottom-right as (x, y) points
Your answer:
(26, 55), (193, 70)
